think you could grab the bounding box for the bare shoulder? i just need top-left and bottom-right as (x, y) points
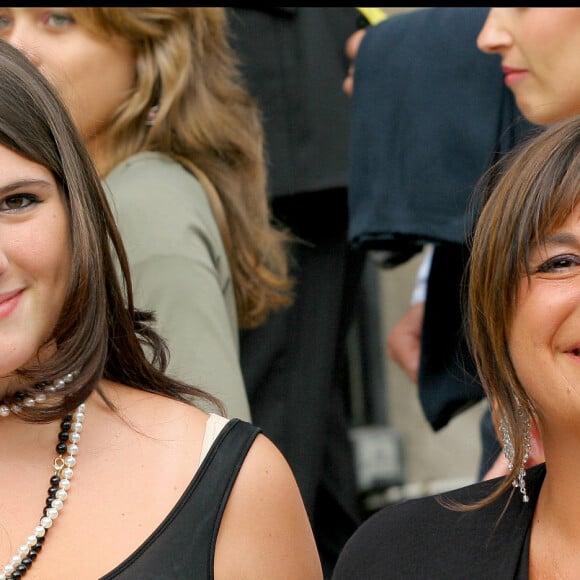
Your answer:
(214, 432), (323, 579)
(231, 433), (303, 500)
(89, 380), (211, 453)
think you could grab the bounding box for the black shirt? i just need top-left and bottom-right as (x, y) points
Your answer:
(333, 464), (545, 580)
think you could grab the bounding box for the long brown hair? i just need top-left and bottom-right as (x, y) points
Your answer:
(462, 115), (580, 509)
(69, 7), (293, 328)
(0, 38), (224, 421)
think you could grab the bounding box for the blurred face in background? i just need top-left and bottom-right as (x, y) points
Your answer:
(477, 8), (580, 125)
(0, 8), (135, 170)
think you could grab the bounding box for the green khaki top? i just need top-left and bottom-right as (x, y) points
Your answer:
(104, 152), (251, 421)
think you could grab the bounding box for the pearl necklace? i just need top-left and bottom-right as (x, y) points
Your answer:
(0, 372), (77, 418)
(0, 402), (86, 579)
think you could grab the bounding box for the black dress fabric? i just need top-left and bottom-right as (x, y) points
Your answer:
(333, 463), (545, 580)
(101, 419), (261, 580)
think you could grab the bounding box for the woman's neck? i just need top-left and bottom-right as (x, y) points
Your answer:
(532, 436), (580, 542)
(529, 452), (580, 578)
(85, 135), (108, 177)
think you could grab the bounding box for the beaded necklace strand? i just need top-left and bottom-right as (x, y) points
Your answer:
(0, 373), (85, 580)
(0, 372), (77, 418)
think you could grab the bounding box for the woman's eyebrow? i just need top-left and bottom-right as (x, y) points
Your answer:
(540, 232), (580, 247)
(0, 178), (53, 195)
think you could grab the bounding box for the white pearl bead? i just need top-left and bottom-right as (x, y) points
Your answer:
(0, 406), (9, 417)
(69, 432), (81, 444)
(51, 499), (64, 511)
(72, 421), (83, 432)
(74, 411), (85, 422)
(46, 507), (59, 520)
(65, 373), (74, 382)
(56, 489), (67, 501)
(54, 379), (65, 389)
(68, 443), (79, 455)
(24, 397), (35, 407)
(40, 516), (53, 528)
(34, 526), (46, 538)
(59, 479), (71, 491)
(62, 467), (74, 479)
(64, 456), (76, 468)
(19, 545), (29, 557)
(11, 555), (21, 566)
(4, 564), (14, 575)
(35, 393), (47, 403)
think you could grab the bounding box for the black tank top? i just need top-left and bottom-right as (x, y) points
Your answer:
(101, 419), (261, 579)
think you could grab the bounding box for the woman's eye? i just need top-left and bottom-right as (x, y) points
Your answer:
(44, 12), (75, 28)
(0, 16), (12, 32)
(0, 194), (39, 211)
(536, 254), (580, 273)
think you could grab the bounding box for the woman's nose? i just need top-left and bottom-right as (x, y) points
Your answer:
(477, 8), (513, 55)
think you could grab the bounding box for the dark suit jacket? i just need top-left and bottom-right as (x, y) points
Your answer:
(349, 7), (532, 257)
(227, 7), (358, 199)
(333, 463), (545, 579)
(348, 7), (537, 429)
(225, 13), (366, 572)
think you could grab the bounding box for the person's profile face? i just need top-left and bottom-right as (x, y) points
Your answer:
(477, 8), (580, 125)
(0, 144), (71, 391)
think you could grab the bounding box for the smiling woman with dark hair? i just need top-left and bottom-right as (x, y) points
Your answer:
(334, 114), (580, 580)
(0, 37), (321, 580)
(334, 7), (580, 579)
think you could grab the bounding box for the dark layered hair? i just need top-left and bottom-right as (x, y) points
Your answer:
(0, 38), (223, 421)
(461, 114), (580, 509)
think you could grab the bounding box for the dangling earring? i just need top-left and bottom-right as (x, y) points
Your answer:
(146, 105), (160, 127)
(499, 411), (531, 503)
